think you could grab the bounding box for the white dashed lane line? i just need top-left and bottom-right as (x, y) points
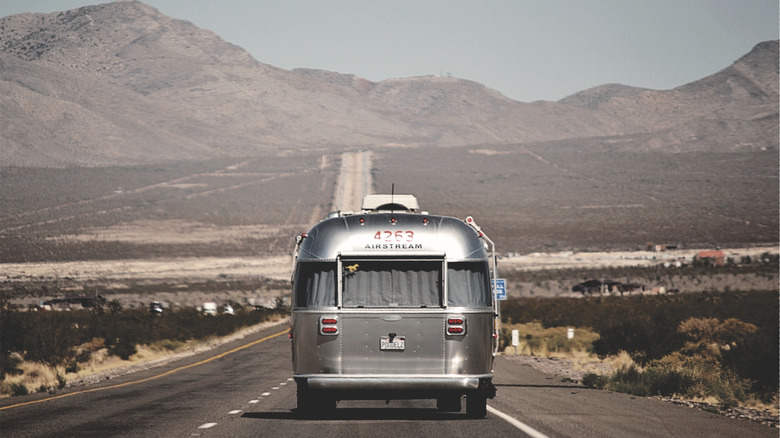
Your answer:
(198, 381), (548, 437)
(195, 376), (293, 433)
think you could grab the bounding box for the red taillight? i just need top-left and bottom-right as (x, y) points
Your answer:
(319, 315), (339, 336)
(445, 314), (466, 336)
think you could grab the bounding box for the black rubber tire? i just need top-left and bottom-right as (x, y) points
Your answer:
(436, 395), (462, 412)
(466, 393), (487, 418)
(296, 386), (336, 419)
(296, 387), (314, 418)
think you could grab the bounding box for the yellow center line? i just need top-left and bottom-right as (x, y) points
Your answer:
(0, 328), (290, 411)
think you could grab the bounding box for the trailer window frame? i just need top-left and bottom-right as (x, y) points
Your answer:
(446, 260), (493, 308)
(292, 260), (338, 309)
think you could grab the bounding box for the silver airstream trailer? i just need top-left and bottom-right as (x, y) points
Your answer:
(290, 194), (499, 418)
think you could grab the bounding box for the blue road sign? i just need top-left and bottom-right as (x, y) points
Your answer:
(493, 279), (507, 300)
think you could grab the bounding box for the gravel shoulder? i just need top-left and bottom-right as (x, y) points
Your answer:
(502, 353), (779, 428)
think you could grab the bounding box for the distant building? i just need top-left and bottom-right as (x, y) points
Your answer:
(698, 250), (725, 266)
(647, 243), (679, 252)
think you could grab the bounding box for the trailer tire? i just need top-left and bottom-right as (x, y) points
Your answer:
(436, 395), (462, 412)
(297, 386), (336, 418)
(466, 393), (487, 418)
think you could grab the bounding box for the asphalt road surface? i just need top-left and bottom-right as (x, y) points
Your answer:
(1, 322), (773, 438)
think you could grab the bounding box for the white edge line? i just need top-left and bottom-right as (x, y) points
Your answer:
(487, 405), (550, 438)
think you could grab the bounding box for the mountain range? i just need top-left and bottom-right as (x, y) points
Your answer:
(0, 1), (777, 167)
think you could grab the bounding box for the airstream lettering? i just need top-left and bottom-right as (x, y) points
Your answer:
(290, 194), (500, 418)
(364, 243), (424, 249)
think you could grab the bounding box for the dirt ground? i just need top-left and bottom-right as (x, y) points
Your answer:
(1, 151), (776, 308)
(3, 245), (777, 308)
(499, 246), (778, 271)
(0, 255), (292, 283)
(4, 245), (776, 284)
(1, 151), (372, 309)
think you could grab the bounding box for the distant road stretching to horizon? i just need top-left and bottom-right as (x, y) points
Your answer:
(333, 151), (372, 213)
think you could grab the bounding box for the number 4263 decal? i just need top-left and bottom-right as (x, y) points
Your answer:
(373, 230), (414, 242)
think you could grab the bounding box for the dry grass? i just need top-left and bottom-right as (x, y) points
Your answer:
(1, 361), (63, 395)
(501, 322), (600, 358)
(500, 323), (645, 379)
(1, 346), (176, 397)
(604, 350), (637, 371)
(747, 399), (780, 416)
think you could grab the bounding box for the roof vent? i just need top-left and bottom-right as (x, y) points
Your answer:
(361, 194), (420, 213)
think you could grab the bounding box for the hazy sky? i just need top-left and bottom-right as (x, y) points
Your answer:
(2, 0), (777, 102)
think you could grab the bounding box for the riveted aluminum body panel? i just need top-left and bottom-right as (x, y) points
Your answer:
(444, 311), (493, 374)
(292, 310), (494, 377)
(291, 311), (342, 374)
(340, 313), (443, 374)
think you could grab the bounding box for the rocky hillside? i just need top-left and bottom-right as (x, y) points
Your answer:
(0, 1), (777, 166)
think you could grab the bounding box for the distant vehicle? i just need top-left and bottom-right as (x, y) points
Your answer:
(202, 301), (217, 316)
(223, 304), (234, 315)
(290, 194), (500, 418)
(149, 301), (164, 315)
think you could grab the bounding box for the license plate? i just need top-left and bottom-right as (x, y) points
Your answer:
(380, 336), (405, 351)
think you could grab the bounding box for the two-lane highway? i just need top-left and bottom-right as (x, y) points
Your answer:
(0, 325), (295, 437)
(1, 321), (774, 437)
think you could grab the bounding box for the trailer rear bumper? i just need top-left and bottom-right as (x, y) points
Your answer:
(298, 374), (491, 391)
